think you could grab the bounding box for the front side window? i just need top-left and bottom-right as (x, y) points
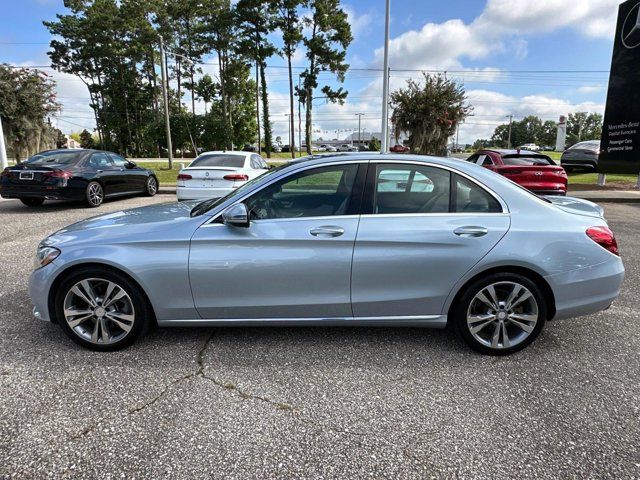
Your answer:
(373, 164), (450, 214)
(109, 154), (128, 167)
(245, 164), (360, 220)
(88, 153), (113, 168)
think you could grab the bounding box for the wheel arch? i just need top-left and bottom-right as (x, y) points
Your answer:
(48, 262), (157, 325)
(446, 266), (556, 323)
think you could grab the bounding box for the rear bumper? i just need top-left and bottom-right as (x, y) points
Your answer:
(561, 159), (597, 169)
(0, 184), (83, 201)
(546, 256), (625, 321)
(176, 186), (233, 201)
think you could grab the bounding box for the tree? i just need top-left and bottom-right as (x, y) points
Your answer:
(390, 74), (471, 155)
(195, 74), (217, 115)
(567, 112), (603, 146)
(236, 0), (277, 157)
(472, 138), (493, 150)
(368, 137), (380, 151)
(79, 129), (95, 149)
(298, 0), (352, 155)
(0, 65), (59, 161)
(53, 128), (67, 148)
(273, 0), (304, 158)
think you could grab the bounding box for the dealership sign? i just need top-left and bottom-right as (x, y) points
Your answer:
(599, 0), (640, 174)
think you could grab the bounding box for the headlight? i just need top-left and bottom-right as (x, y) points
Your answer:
(34, 245), (60, 270)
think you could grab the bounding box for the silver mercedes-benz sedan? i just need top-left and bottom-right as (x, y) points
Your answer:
(29, 154), (624, 355)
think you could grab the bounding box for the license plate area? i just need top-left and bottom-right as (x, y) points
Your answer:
(19, 172), (34, 180)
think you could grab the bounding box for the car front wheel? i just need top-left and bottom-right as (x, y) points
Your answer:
(55, 267), (151, 351)
(452, 273), (546, 355)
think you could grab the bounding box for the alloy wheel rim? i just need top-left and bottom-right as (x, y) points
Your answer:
(88, 183), (103, 206)
(63, 278), (135, 345)
(466, 281), (538, 349)
(147, 177), (157, 195)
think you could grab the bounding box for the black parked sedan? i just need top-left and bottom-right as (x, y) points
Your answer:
(0, 149), (158, 207)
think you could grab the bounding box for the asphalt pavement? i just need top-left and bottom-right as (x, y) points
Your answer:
(0, 195), (639, 479)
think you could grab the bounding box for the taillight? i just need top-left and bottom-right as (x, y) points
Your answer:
(177, 173), (192, 180)
(223, 174), (249, 181)
(503, 169), (522, 175)
(586, 226), (619, 256)
(45, 170), (73, 179)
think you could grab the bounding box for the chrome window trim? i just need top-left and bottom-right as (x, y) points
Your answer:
(368, 159), (509, 214)
(205, 160), (370, 225)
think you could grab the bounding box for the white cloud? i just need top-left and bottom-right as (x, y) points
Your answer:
(578, 85), (605, 94)
(344, 5), (373, 38)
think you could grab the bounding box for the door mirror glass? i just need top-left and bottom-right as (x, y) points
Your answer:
(222, 203), (250, 228)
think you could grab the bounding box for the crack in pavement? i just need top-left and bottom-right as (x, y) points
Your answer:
(63, 329), (434, 471)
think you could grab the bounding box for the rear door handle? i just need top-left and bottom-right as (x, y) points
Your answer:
(454, 226), (488, 237)
(310, 226), (345, 238)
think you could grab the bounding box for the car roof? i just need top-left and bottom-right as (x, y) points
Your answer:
(198, 151), (251, 156)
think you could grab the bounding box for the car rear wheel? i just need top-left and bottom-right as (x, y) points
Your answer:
(20, 198), (45, 207)
(85, 181), (104, 207)
(145, 176), (158, 197)
(55, 267), (151, 351)
(452, 273), (546, 355)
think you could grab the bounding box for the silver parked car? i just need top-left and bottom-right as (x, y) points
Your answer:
(30, 154), (624, 354)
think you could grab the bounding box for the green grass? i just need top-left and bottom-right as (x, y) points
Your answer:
(567, 172), (636, 185)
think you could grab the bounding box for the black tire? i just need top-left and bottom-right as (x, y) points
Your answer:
(85, 181), (104, 207)
(20, 198), (45, 207)
(145, 175), (158, 197)
(451, 272), (547, 356)
(54, 266), (151, 351)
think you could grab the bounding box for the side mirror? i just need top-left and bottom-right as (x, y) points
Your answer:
(222, 203), (250, 228)
(127, 161), (136, 169)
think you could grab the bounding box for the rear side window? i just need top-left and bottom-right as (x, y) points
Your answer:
(250, 155), (267, 169)
(454, 175), (502, 213)
(88, 152), (113, 168)
(190, 154), (245, 168)
(501, 156), (553, 166)
(373, 164), (450, 214)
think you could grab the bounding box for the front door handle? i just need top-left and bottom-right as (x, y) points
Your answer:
(310, 226), (345, 238)
(96, 169), (103, 173)
(454, 226), (488, 237)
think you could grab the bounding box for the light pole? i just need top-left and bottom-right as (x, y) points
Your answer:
(0, 116), (7, 169)
(159, 36), (173, 168)
(506, 114), (513, 149)
(380, 0), (391, 154)
(356, 113), (364, 148)
(284, 113), (291, 152)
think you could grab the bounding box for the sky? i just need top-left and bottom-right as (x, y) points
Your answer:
(0, 0), (623, 144)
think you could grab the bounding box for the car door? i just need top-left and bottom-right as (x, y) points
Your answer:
(88, 152), (125, 195)
(351, 161), (510, 318)
(189, 161), (366, 319)
(110, 153), (146, 192)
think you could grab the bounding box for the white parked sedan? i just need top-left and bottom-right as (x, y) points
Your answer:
(176, 151), (269, 201)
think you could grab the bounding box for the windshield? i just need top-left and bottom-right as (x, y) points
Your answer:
(190, 164), (287, 217)
(502, 156), (554, 166)
(189, 154), (246, 168)
(26, 151), (81, 165)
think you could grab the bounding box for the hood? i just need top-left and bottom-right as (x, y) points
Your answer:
(543, 195), (604, 218)
(44, 201), (204, 247)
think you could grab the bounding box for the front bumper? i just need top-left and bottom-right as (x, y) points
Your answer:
(28, 262), (61, 323)
(546, 255), (625, 320)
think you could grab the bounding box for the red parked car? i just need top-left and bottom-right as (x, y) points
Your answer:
(466, 149), (567, 196)
(389, 144), (409, 153)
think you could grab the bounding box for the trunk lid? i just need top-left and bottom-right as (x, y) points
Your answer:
(5, 164), (67, 185)
(495, 165), (567, 184)
(177, 167), (241, 188)
(544, 195), (604, 218)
